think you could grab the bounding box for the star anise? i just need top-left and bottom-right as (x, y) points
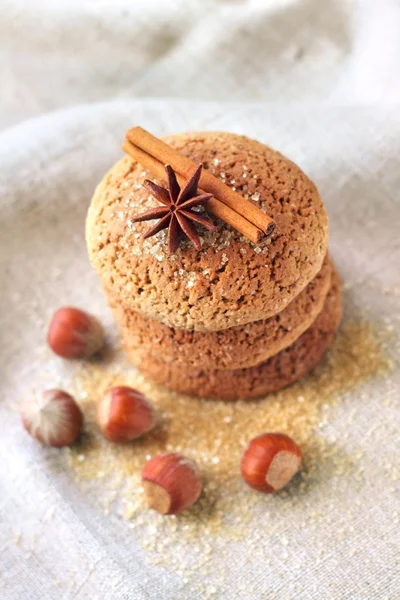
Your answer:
(133, 163), (217, 254)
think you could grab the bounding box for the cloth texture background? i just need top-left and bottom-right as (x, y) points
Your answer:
(0, 1), (399, 598)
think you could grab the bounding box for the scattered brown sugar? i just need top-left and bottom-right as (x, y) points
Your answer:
(60, 315), (394, 581)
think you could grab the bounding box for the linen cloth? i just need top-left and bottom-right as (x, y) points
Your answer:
(0, 1), (399, 599)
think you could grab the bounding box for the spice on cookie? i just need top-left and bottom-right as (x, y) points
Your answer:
(133, 163), (216, 254)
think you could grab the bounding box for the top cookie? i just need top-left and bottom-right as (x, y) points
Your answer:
(86, 131), (328, 331)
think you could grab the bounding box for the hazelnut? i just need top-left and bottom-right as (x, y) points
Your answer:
(241, 433), (302, 493)
(97, 386), (157, 443)
(47, 307), (104, 359)
(142, 453), (202, 515)
(21, 389), (83, 447)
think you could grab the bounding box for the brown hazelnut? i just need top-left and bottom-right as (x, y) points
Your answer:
(142, 453), (202, 515)
(47, 307), (104, 359)
(241, 433), (302, 493)
(21, 389), (83, 447)
(97, 386), (157, 443)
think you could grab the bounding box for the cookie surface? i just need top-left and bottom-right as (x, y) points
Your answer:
(109, 255), (332, 370)
(87, 131), (329, 331)
(127, 268), (342, 400)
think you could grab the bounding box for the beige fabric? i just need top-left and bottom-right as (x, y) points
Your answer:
(0, 1), (399, 598)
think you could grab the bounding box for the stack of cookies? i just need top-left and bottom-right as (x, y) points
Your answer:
(86, 131), (341, 400)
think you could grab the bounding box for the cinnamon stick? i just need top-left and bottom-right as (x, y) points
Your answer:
(122, 140), (263, 244)
(125, 127), (276, 237)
